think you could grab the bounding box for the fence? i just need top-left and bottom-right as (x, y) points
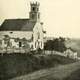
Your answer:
(44, 50), (78, 59)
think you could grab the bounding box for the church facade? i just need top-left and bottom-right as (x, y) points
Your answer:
(0, 2), (44, 52)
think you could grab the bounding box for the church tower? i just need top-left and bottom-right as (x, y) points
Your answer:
(29, 2), (40, 22)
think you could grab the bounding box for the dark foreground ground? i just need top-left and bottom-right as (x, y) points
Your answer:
(0, 53), (77, 80)
(10, 61), (80, 80)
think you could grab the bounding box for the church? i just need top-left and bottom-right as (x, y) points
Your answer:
(0, 2), (44, 52)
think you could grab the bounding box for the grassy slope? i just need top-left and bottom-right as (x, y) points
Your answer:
(0, 53), (76, 80)
(35, 61), (80, 80)
(10, 61), (80, 80)
(34, 61), (80, 80)
(65, 68), (80, 80)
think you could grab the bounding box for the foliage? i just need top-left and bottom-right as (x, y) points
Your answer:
(44, 37), (67, 52)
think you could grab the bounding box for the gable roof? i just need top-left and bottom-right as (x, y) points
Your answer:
(0, 19), (36, 31)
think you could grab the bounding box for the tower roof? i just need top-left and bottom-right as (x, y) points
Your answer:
(30, 1), (40, 6)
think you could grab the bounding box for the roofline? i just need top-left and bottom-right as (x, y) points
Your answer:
(0, 18), (30, 27)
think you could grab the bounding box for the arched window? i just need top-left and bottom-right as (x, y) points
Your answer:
(19, 42), (22, 47)
(32, 7), (36, 11)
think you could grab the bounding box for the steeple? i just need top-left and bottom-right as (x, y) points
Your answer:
(29, 2), (40, 22)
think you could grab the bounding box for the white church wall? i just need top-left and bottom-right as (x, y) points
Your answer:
(33, 22), (44, 50)
(0, 31), (33, 40)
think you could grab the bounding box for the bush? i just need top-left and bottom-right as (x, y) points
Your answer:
(44, 37), (67, 52)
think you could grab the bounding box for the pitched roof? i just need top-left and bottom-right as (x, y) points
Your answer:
(0, 19), (36, 31)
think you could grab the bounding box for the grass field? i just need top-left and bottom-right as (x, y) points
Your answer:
(0, 53), (76, 80)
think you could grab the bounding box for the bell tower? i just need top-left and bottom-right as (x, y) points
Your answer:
(29, 2), (40, 22)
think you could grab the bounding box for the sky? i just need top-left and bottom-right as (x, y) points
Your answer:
(0, 0), (80, 38)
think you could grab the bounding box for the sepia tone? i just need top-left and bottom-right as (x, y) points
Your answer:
(0, 0), (80, 80)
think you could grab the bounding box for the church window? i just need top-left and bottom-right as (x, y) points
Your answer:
(33, 7), (36, 11)
(19, 42), (22, 47)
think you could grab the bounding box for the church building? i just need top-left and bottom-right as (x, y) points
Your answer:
(0, 2), (44, 51)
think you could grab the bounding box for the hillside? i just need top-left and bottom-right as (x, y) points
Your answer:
(0, 53), (76, 80)
(10, 60), (80, 80)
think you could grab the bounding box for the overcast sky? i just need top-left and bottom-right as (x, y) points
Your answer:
(0, 0), (80, 38)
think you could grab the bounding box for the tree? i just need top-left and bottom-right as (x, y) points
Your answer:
(44, 37), (67, 52)
(44, 40), (53, 50)
(52, 37), (66, 52)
